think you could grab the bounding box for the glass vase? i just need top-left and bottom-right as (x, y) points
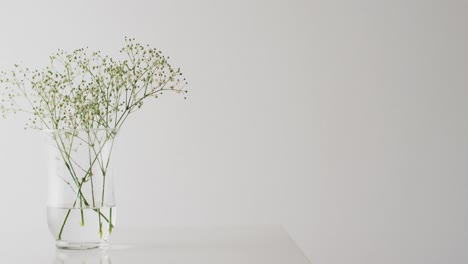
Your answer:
(44, 129), (118, 249)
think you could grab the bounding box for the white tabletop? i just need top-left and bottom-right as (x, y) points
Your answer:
(0, 226), (311, 263)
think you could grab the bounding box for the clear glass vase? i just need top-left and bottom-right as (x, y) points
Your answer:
(44, 129), (118, 249)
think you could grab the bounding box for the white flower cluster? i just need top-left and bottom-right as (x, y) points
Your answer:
(0, 37), (188, 130)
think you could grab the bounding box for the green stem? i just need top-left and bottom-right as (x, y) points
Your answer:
(109, 207), (113, 234)
(57, 209), (72, 240)
(101, 171), (106, 207)
(88, 131), (96, 207)
(55, 133), (111, 240)
(55, 134), (88, 225)
(57, 176), (86, 240)
(80, 198), (85, 226)
(57, 177), (113, 240)
(57, 133), (114, 240)
(94, 209), (112, 223)
(98, 209), (103, 239)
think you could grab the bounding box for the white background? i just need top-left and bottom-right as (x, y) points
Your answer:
(1, 1), (468, 263)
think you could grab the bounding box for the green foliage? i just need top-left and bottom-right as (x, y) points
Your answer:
(0, 37), (188, 130)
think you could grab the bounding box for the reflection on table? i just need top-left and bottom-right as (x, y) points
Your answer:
(54, 249), (111, 264)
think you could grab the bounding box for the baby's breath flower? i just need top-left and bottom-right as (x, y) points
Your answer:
(0, 37), (188, 131)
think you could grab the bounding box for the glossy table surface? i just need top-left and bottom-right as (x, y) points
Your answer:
(0, 226), (311, 263)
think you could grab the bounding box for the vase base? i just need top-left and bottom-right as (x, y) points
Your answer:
(56, 240), (108, 250)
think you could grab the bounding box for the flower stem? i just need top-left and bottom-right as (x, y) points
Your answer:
(109, 207), (113, 234)
(98, 208), (103, 239)
(57, 209), (72, 240)
(80, 198), (85, 226)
